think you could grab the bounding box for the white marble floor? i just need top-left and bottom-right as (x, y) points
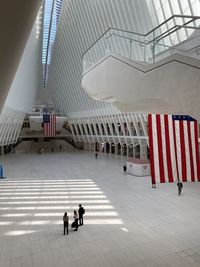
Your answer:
(0, 151), (200, 267)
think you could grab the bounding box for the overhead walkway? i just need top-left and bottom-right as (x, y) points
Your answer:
(82, 52), (200, 118)
(82, 15), (200, 119)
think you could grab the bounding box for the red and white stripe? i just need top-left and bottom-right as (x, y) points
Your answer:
(148, 114), (200, 184)
(44, 113), (56, 137)
(173, 119), (200, 182)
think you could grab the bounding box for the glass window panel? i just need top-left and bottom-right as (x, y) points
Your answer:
(153, 0), (162, 10)
(167, 20), (175, 30)
(186, 28), (195, 37)
(160, 24), (168, 33)
(160, 0), (168, 4)
(146, 0), (156, 17)
(156, 9), (164, 23)
(171, 0), (180, 13)
(191, 0), (198, 4)
(42, 0), (63, 86)
(162, 35), (171, 46)
(180, 0), (189, 12)
(182, 6), (191, 14)
(175, 16), (185, 26)
(177, 28), (187, 41)
(192, 1), (200, 16)
(169, 32), (179, 45)
(162, 1), (172, 18)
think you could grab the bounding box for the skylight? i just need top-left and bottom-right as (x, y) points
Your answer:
(42, 0), (63, 87)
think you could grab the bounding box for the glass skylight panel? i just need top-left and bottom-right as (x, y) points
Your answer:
(146, 0), (200, 55)
(42, 0), (63, 87)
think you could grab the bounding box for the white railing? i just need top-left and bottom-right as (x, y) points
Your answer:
(82, 15), (200, 74)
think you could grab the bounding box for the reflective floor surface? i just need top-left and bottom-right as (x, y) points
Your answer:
(0, 151), (200, 267)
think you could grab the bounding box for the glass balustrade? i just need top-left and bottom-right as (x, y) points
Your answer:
(82, 15), (200, 74)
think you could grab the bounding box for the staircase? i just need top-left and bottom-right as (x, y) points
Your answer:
(82, 15), (200, 120)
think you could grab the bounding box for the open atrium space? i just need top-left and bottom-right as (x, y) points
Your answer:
(1, 151), (200, 267)
(1, 0), (200, 266)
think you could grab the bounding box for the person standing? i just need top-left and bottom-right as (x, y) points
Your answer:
(177, 180), (183, 195)
(95, 153), (98, 159)
(123, 164), (127, 175)
(63, 212), (69, 235)
(73, 210), (79, 231)
(78, 204), (85, 226)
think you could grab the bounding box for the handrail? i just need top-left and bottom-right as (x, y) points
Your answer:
(105, 23), (197, 48)
(82, 14), (200, 58)
(83, 27), (112, 58)
(155, 17), (196, 44)
(109, 33), (147, 45)
(146, 14), (200, 35)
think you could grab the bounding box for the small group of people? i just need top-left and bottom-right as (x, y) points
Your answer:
(63, 204), (85, 235)
(37, 147), (44, 154)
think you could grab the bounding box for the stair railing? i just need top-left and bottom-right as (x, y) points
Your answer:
(82, 15), (200, 74)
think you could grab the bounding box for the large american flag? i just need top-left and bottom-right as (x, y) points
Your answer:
(148, 114), (200, 184)
(43, 113), (56, 137)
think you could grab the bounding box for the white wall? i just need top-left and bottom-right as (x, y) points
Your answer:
(82, 53), (200, 120)
(0, 0), (40, 113)
(0, 20), (41, 145)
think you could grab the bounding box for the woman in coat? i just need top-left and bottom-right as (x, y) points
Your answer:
(63, 212), (69, 235)
(73, 210), (79, 231)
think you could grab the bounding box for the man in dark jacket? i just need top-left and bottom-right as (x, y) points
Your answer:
(78, 204), (85, 226)
(123, 164), (127, 175)
(177, 180), (183, 195)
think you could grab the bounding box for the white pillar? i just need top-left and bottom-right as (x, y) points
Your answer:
(121, 144), (123, 156)
(140, 145), (147, 159)
(0, 146), (4, 155)
(115, 144), (118, 155)
(133, 146), (136, 158)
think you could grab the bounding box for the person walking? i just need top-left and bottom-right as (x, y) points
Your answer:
(95, 153), (98, 159)
(63, 212), (69, 235)
(78, 204), (85, 226)
(177, 180), (183, 195)
(73, 210), (79, 231)
(123, 164), (127, 175)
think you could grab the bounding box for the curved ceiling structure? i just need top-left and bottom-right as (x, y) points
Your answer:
(47, 0), (152, 118)
(47, 0), (200, 119)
